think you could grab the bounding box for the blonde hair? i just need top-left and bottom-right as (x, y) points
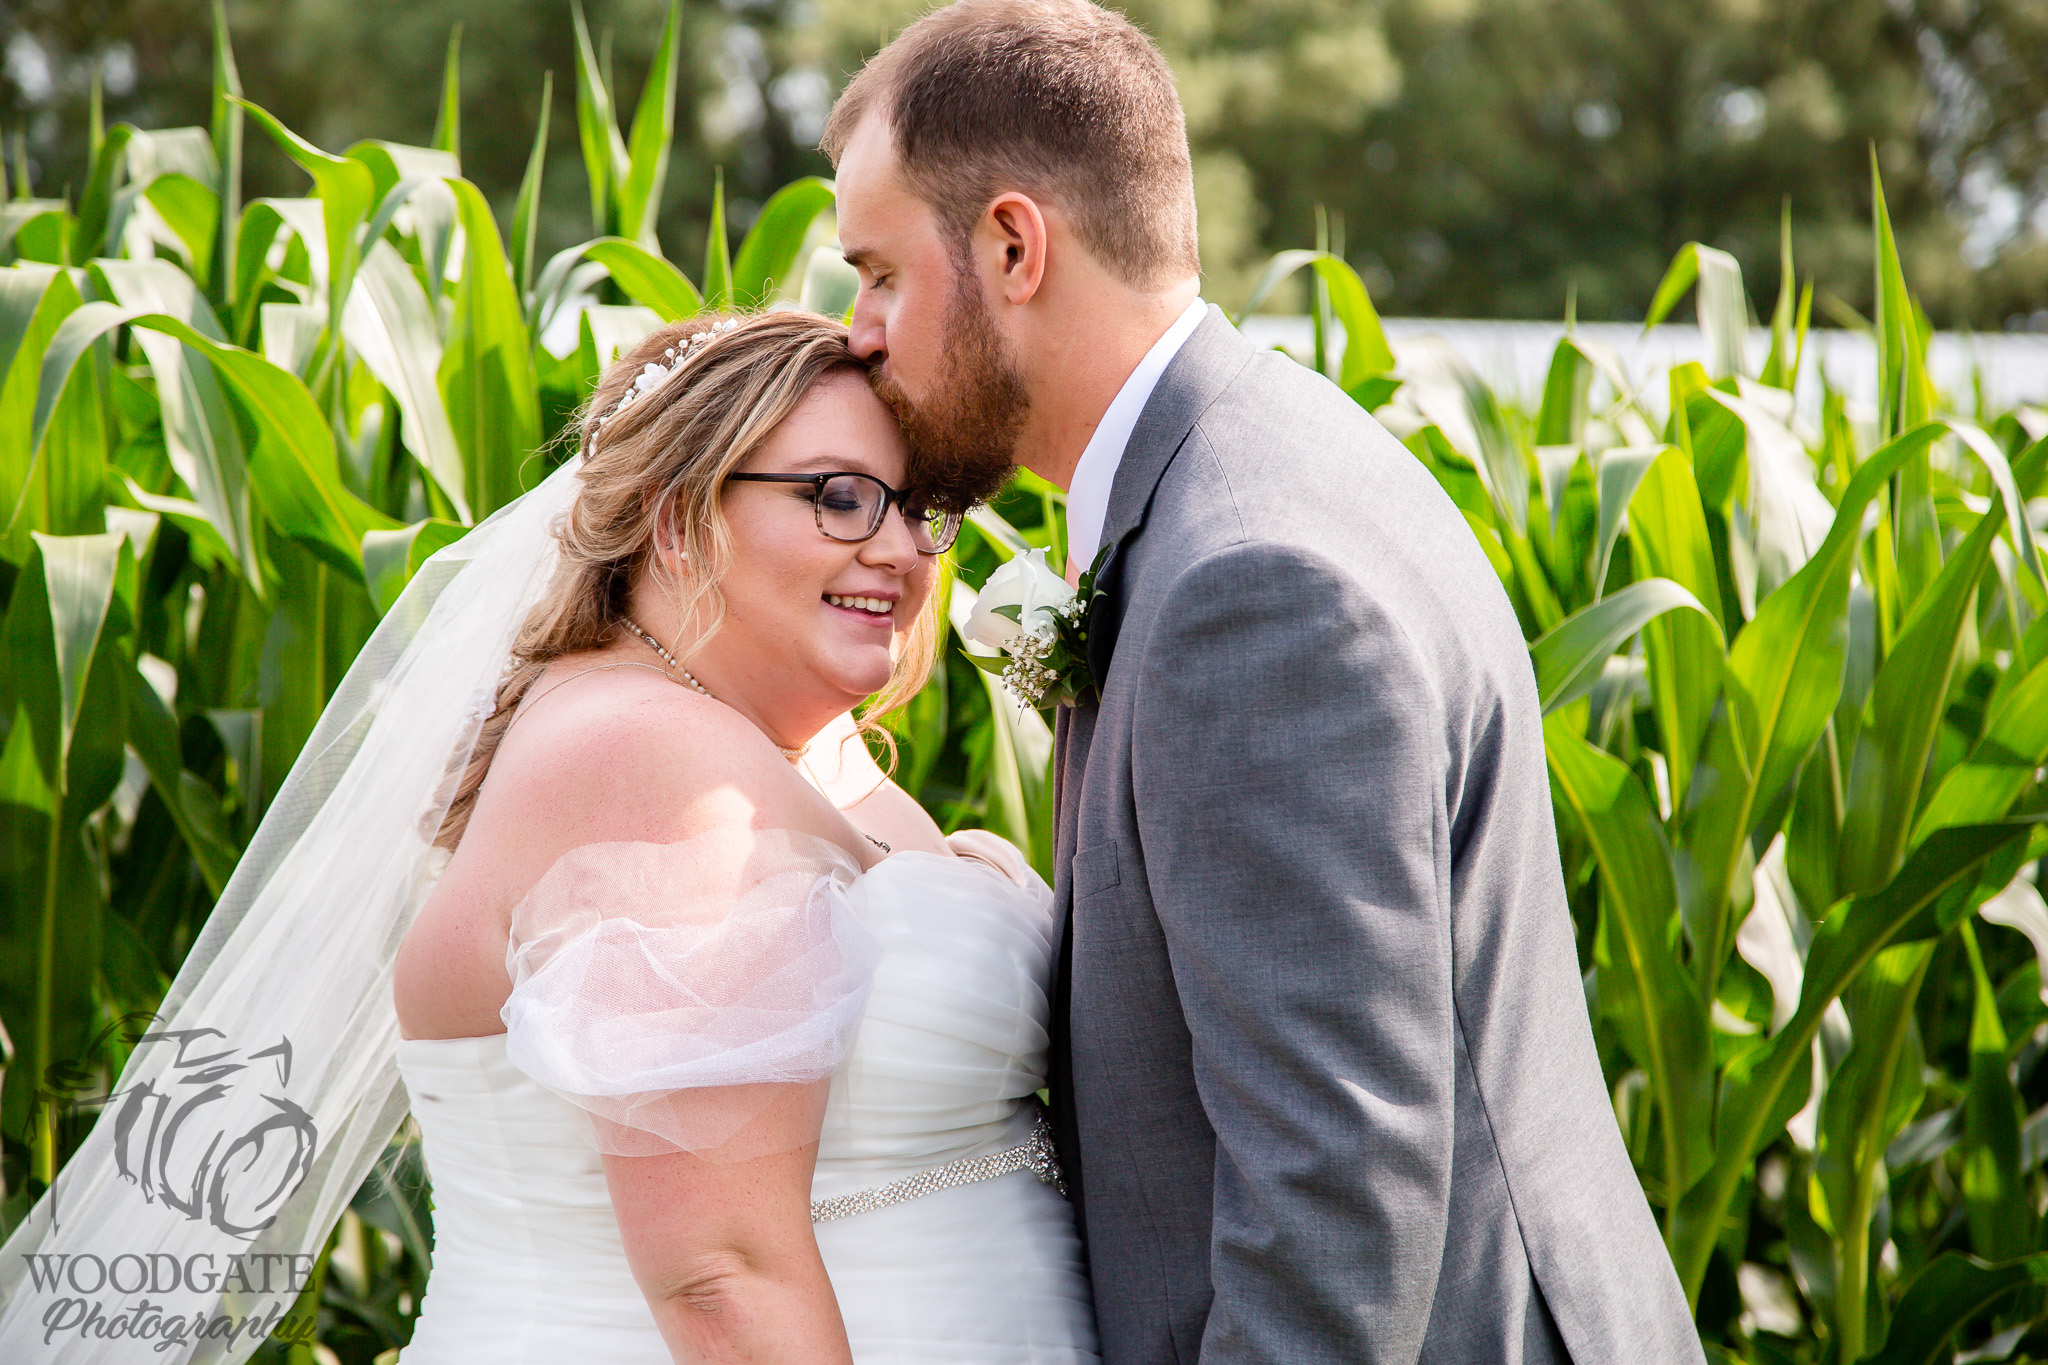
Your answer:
(436, 310), (942, 849)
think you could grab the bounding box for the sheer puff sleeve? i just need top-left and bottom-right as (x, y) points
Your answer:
(499, 828), (876, 1159)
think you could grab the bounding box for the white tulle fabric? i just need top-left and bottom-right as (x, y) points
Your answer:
(395, 834), (1099, 1364)
(500, 829), (876, 1157)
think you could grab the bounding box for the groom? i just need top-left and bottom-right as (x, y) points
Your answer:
(826, 3), (1703, 1361)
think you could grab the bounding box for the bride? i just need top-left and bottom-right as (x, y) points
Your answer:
(0, 310), (1097, 1364)
(394, 308), (1094, 1364)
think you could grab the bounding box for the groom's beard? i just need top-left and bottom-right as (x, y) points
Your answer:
(870, 270), (1029, 513)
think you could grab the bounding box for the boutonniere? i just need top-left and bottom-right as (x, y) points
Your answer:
(963, 547), (1107, 710)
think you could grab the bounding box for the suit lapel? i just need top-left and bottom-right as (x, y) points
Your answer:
(1083, 306), (1257, 686)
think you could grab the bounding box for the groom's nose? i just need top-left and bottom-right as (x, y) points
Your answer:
(848, 289), (887, 364)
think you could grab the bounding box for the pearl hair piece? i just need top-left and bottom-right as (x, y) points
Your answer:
(589, 317), (741, 433)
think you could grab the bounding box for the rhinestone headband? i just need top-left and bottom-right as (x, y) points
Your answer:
(589, 316), (741, 433)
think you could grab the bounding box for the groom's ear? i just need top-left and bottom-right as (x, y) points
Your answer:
(981, 192), (1048, 307)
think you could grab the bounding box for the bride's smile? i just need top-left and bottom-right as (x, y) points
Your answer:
(628, 367), (941, 754)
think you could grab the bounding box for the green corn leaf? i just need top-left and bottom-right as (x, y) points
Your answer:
(101, 306), (398, 576)
(5, 206), (74, 266)
(342, 239), (470, 521)
(1809, 940), (1932, 1359)
(0, 264), (69, 532)
(122, 477), (236, 568)
(1759, 202), (1798, 391)
(1627, 447), (1725, 813)
(123, 664), (237, 896)
(93, 260), (260, 585)
(1915, 646), (2048, 840)
(732, 177), (836, 309)
(948, 578), (1054, 879)
(31, 296), (257, 586)
(350, 143), (462, 220)
(142, 172), (221, 281)
(1644, 242), (1749, 380)
(800, 244), (861, 320)
(1545, 714), (1713, 1201)
(617, 0), (681, 250)
(440, 178), (541, 517)
(1947, 418), (2047, 592)
(227, 198), (286, 341)
(1314, 254), (1394, 387)
(350, 143), (461, 299)
(234, 97), (373, 338)
(1233, 248), (1321, 323)
(1530, 577), (1721, 714)
(0, 263), (62, 387)
(1, 269), (101, 555)
(1346, 374), (1402, 411)
(1233, 249), (1393, 386)
(537, 236), (703, 325)
(74, 122), (136, 262)
(510, 72), (553, 304)
(1536, 338), (1594, 448)
(1591, 444), (1662, 595)
(703, 167), (733, 311)
(430, 25), (462, 159)
(1864, 1252), (2048, 1365)
(1670, 818), (2041, 1301)
(1676, 422), (1949, 973)
(1872, 150), (1934, 444)
(578, 304), (664, 376)
(570, 0), (628, 236)
(1836, 489), (2004, 895)
(1461, 509), (1513, 587)
(362, 517), (468, 614)
(1401, 338), (1528, 537)
(0, 531), (131, 1168)
(1961, 920), (2032, 1260)
(165, 324), (397, 574)
(27, 530), (125, 791)
(1869, 153), (1941, 610)
(965, 504), (1037, 559)
(1706, 385), (1834, 603)
(209, 0), (243, 304)
(1534, 443), (1580, 542)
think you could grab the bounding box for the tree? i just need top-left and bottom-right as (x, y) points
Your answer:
(7, 0), (2046, 326)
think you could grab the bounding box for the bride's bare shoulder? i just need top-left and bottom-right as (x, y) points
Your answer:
(476, 664), (805, 846)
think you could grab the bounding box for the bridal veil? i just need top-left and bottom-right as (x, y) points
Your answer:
(0, 460), (578, 1362)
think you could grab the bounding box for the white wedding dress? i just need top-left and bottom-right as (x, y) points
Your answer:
(391, 832), (1098, 1364)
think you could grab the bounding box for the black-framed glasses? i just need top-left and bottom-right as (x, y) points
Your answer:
(725, 471), (962, 555)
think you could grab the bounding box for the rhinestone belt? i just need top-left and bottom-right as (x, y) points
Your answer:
(810, 1114), (1067, 1224)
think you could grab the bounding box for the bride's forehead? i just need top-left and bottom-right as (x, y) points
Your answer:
(738, 425), (907, 484)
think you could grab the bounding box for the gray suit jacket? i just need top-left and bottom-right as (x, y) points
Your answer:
(1047, 308), (1703, 1365)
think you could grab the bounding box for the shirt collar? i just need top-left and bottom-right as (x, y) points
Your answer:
(1061, 296), (1209, 577)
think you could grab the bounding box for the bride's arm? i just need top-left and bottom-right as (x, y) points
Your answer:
(482, 679), (876, 1362)
(604, 1144), (852, 1364)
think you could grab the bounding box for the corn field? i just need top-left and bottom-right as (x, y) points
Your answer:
(2, 6), (2046, 1363)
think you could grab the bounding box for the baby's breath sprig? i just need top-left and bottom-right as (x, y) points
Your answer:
(963, 548), (1108, 711)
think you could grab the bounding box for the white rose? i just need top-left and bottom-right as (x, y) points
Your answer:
(965, 548), (1076, 650)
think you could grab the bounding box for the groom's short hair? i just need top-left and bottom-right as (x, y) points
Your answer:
(822, 0), (1199, 290)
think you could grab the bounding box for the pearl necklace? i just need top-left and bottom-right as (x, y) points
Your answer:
(619, 618), (810, 763)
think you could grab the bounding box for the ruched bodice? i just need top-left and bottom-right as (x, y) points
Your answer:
(395, 840), (1098, 1364)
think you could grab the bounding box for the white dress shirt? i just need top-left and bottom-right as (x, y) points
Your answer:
(1062, 297), (1209, 578)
